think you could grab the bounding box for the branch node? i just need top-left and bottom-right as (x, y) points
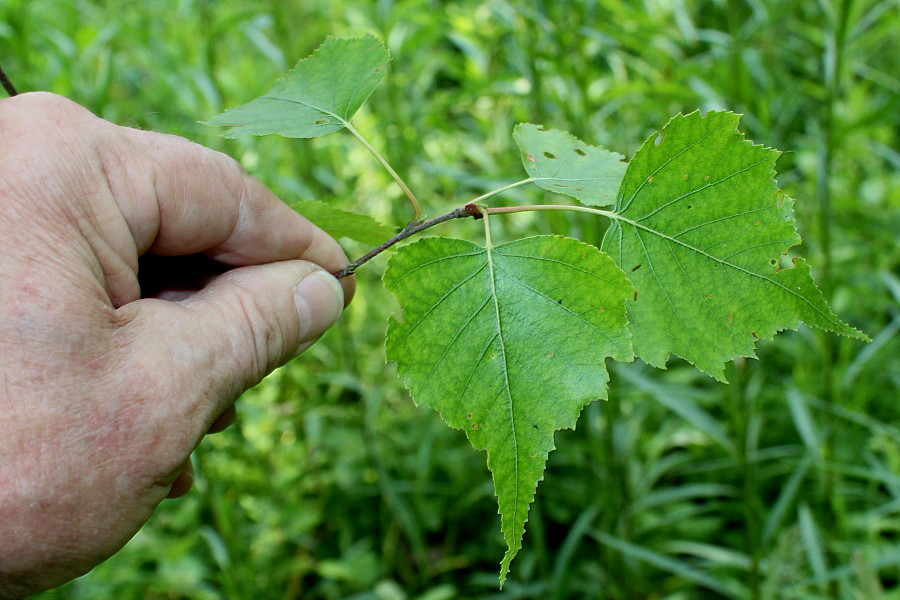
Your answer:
(464, 204), (483, 219)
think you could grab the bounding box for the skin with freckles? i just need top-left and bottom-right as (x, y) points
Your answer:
(0, 92), (354, 599)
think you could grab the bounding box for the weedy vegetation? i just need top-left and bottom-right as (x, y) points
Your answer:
(5, 1), (896, 599)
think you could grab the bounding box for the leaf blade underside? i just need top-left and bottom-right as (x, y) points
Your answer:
(601, 111), (867, 381)
(514, 123), (627, 206)
(288, 199), (394, 245)
(384, 236), (633, 585)
(206, 34), (389, 138)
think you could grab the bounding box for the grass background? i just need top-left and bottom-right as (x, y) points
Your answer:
(2, 0), (898, 598)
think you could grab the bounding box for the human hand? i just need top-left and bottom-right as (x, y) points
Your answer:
(0, 92), (354, 598)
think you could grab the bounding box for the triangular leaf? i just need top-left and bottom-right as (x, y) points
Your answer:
(206, 35), (389, 138)
(384, 235), (633, 584)
(514, 123), (626, 206)
(288, 199), (394, 245)
(601, 111), (867, 380)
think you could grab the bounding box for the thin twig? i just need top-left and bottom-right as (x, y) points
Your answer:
(333, 204), (481, 279)
(0, 64), (18, 97)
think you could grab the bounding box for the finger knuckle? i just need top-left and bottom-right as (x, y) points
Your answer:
(0, 92), (97, 138)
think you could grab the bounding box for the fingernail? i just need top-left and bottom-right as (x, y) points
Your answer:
(294, 270), (344, 342)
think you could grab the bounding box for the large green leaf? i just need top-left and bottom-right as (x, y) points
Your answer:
(288, 199), (394, 245)
(206, 35), (389, 138)
(514, 123), (626, 206)
(601, 111), (867, 380)
(384, 235), (633, 583)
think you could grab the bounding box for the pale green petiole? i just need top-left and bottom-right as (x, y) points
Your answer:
(345, 122), (421, 220)
(469, 179), (534, 205)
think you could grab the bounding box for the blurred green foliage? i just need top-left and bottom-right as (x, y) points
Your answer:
(2, 0), (897, 598)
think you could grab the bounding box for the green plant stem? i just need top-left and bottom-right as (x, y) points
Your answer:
(817, 3), (854, 592)
(345, 122), (421, 220)
(726, 360), (762, 600)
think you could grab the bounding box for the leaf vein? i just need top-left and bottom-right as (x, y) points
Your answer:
(671, 205), (774, 239)
(619, 120), (733, 213)
(635, 156), (773, 223)
(392, 263), (487, 348)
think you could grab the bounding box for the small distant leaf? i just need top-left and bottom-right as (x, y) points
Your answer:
(514, 123), (627, 206)
(288, 199), (394, 245)
(601, 111), (867, 380)
(384, 235), (633, 584)
(206, 35), (389, 138)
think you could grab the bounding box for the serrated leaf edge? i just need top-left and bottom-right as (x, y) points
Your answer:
(204, 33), (391, 134)
(513, 123), (627, 207)
(383, 234), (635, 585)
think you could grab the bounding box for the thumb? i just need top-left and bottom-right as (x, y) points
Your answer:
(125, 260), (343, 432)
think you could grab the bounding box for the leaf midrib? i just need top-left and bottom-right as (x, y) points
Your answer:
(268, 95), (350, 123)
(614, 214), (845, 328)
(485, 242), (521, 531)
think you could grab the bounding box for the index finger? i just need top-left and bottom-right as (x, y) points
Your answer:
(100, 125), (355, 301)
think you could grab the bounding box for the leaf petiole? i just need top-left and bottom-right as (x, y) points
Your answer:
(484, 203), (622, 223)
(481, 207), (493, 248)
(345, 122), (421, 220)
(469, 179), (533, 205)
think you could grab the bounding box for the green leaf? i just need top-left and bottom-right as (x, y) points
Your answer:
(514, 123), (626, 206)
(601, 111), (867, 380)
(206, 35), (389, 138)
(288, 199), (394, 245)
(384, 235), (633, 584)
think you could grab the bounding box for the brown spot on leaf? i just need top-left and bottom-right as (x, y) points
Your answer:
(471, 423), (479, 429)
(631, 264), (642, 272)
(727, 313), (734, 327)
(529, 453), (536, 458)
(647, 176), (654, 183)
(526, 153), (536, 162)
(633, 290), (639, 302)
(466, 413), (472, 420)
